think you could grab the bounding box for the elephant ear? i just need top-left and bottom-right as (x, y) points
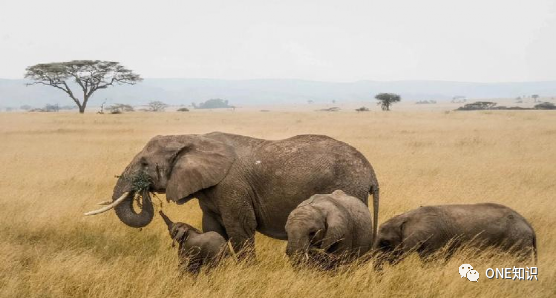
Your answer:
(170, 224), (188, 247)
(321, 206), (350, 253)
(310, 229), (325, 246)
(173, 228), (187, 246)
(166, 136), (236, 202)
(397, 219), (409, 250)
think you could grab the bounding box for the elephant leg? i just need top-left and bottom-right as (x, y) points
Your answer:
(402, 236), (428, 260)
(202, 212), (228, 240)
(185, 257), (203, 274)
(414, 237), (447, 261)
(221, 205), (257, 261)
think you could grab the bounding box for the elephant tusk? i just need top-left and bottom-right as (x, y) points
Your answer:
(84, 192), (130, 216)
(97, 200), (112, 205)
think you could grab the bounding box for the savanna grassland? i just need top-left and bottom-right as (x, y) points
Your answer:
(0, 110), (554, 298)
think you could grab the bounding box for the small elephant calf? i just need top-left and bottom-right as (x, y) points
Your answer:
(160, 211), (229, 274)
(285, 190), (374, 267)
(374, 203), (537, 265)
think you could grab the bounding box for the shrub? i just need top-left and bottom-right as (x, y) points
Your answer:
(534, 102), (556, 110)
(193, 99), (232, 109)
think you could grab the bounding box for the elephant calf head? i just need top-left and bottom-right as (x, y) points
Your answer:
(159, 211), (229, 274)
(285, 195), (350, 266)
(373, 215), (406, 266)
(159, 210), (200, 246)
(85, 135), (236, 228)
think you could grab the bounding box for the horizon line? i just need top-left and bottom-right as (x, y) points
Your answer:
(2, 77), (556, 84)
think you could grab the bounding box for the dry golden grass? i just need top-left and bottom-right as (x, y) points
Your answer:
(0, 110), (554, 298)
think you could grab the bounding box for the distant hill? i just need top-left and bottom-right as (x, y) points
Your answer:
(1, 78), (556, 108)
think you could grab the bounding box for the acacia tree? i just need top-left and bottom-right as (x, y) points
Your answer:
(531, 94), (539, 103)
(108, 104), (135, 113)
(192, 98), (231, 109)
(375, 93), (401, 111)
(148, 101), (168, 112)
(25, 60), (142, 113)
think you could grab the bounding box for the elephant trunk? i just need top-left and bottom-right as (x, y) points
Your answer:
(286, 238), (310, 258)
(159, 210), (174, 232)
(112, 175), (154, 228)
(285, 244), (296, 257)
(287, 237), (333, 268)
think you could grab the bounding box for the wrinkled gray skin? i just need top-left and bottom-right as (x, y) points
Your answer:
(374, 203), (537, 266)
(285, 190), (374, 266)
(160, 211), (228, 274)
(111, 132), (379, 258)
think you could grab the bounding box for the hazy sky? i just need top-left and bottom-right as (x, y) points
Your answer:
(1, 0), (555, 82)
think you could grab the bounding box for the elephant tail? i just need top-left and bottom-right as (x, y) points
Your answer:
(370, 183), (379, 243)
(532, 233), (538, 265)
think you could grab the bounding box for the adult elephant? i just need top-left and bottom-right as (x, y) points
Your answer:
(86, 132), (379, 257)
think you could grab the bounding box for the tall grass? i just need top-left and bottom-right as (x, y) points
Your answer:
(0, 111), (554, 297)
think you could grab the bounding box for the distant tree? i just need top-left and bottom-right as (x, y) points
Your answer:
(177, 107), (190, 112)
(107, 103), (134, 113)
(120, 104), (134, 112)
(20, 105), (32, 111)
(59, 105), (77, 110)
(451, 96), (467, 103)
(416, 100), (437, 104)
(307, 100), (314, 104)
(148, 101), (168, 112)
(375, 93), (401, 111)
(531, 94), (540, 103)
(25, 60), (142, 113)
(332, 100), (336, 104)
(456, 101), (497, 110)
(44, 103), (60, 112)
(355, 107), (369, 112)
(193, 98), (232, 109)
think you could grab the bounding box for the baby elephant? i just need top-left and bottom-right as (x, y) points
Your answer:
(285, 190), (373, 267)
(374, 203), (537, 265)
(159, 211), (229, 274)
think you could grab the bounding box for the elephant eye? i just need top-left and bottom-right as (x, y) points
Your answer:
(156, 164), (161, 179)
(140, 158), (148, 167)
